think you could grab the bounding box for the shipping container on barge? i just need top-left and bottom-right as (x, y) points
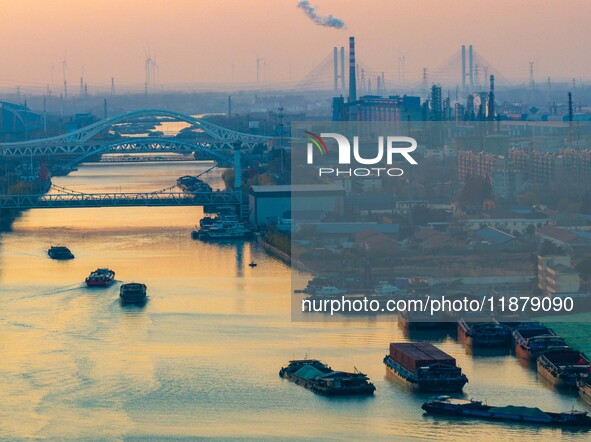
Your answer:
(279, 359), (375, 396)
(422, 396), (591, 427)
(537, 347), (591, 388)
(512, 322), (566, 361)
(383, 342), (468, 392)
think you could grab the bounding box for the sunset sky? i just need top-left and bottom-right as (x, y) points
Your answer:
(1, 0), (589, 92)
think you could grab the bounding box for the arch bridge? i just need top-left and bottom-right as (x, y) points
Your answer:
(0, 109), (272, 158)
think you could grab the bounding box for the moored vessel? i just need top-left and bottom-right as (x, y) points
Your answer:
(383, 342), (468, 392)
(458, 319), (511, 346)
(537, 347), (591, 388)
(85, 268), (115, 287)
(279, 359), (375, 396)
(120, 282), (147, 304)
(192, 215), (251, 240)
(513, 322), (566, 360)
(422, 396), (591, 427)
(578, 379), (591, 408)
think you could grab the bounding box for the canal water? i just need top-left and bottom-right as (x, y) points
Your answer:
(1, 160), (591, 441)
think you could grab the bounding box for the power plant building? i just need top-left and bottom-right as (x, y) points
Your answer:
(332, 95), (422, 122)
(332, 36), (421, 122)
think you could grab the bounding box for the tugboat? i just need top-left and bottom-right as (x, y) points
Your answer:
(513, 322), (566, 361)
(85, 268), (115, 287)
(458, 319), (511, 346)
(47, 246), (74, 260)
(279, 359), (375, 396)
(383, 342), (468, 392)
(422, 396), (591, 427)
(537, 347), (591, 388)
(120, 283), (147, 304)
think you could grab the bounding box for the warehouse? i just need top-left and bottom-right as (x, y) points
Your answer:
(248, 184), (345, 226)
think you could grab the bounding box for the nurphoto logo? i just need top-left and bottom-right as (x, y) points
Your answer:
(304, 131), (418, 177)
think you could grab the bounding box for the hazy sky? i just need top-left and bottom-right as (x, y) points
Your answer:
(1, 0), (590, 92)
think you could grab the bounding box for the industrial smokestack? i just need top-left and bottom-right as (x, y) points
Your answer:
(340, 47), (345, 92)
(461, 45), (466, 93)
(349, 36), (357, 101)
(488, 74), (495, 121)
(333, 47), (338, 93)
(469, 45), (474, 90)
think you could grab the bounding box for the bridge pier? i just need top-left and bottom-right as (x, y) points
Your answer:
(233, 142), (242, 192)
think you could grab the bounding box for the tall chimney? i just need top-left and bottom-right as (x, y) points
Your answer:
(349, 36), (357, 101)
(488, 74), (495, 121)
(333, 47), (338, 93)
(461, 45), (466, 93)
(340, 47), (345, 92)
(469, 45), (474, 90)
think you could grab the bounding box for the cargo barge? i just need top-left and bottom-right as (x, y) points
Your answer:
(422, 396), (591, 427)
(537, 347), (591, 388)
(383, 342), (468, 392)
(279, 359), (375, 396)
(397, 309), (454, 330)
(48, 246), (74, 260)
(458, 319), (511, 346)
(85, 268), (115, 287)
(578, 379), (591, 408)
(120, 282), (147, 304)
(512, 322), (566, 360)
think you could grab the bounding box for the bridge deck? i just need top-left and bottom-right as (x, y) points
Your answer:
(0, 191), (242, 209)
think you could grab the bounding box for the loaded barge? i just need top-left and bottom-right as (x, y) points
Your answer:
(85, 268), (115, 287)
(383, 342), (468, 392)
(48, 246), (74, 260)
(120, 282), (147, 304)
(279, 359), (375, 396)
(458, 319), (511, 346)
(537, 347), (591, 388)
(512, 322), (566, 360)
(578, 379), (591, 408)
(422, 396), (591, 427)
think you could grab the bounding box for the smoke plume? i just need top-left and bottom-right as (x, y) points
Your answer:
(297, 1), (345, 29)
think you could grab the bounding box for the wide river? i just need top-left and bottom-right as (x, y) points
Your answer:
(1, 159), (591, 441)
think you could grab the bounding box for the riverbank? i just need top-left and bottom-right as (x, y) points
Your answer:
(259, 235), (315, 274)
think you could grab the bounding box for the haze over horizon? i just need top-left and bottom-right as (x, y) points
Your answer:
(1, 0), (590, 93)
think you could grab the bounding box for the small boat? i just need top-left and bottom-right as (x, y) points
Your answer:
(384, 342), (468, 392)
(85, 268), (115, 287)
(279, 359), (375, 396)
(537, 347), (591, 388)
(248, 261), (257, 267)
(120, 283), (147, 304)
(47, 246), (74, 260)
(458, 319), (511, 346)
(422, 396), (591, 427)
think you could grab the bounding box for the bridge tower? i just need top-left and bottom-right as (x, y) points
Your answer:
(233, 141), (242, 191)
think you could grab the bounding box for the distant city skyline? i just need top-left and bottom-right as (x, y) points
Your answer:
(1, 0), (590, 93)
